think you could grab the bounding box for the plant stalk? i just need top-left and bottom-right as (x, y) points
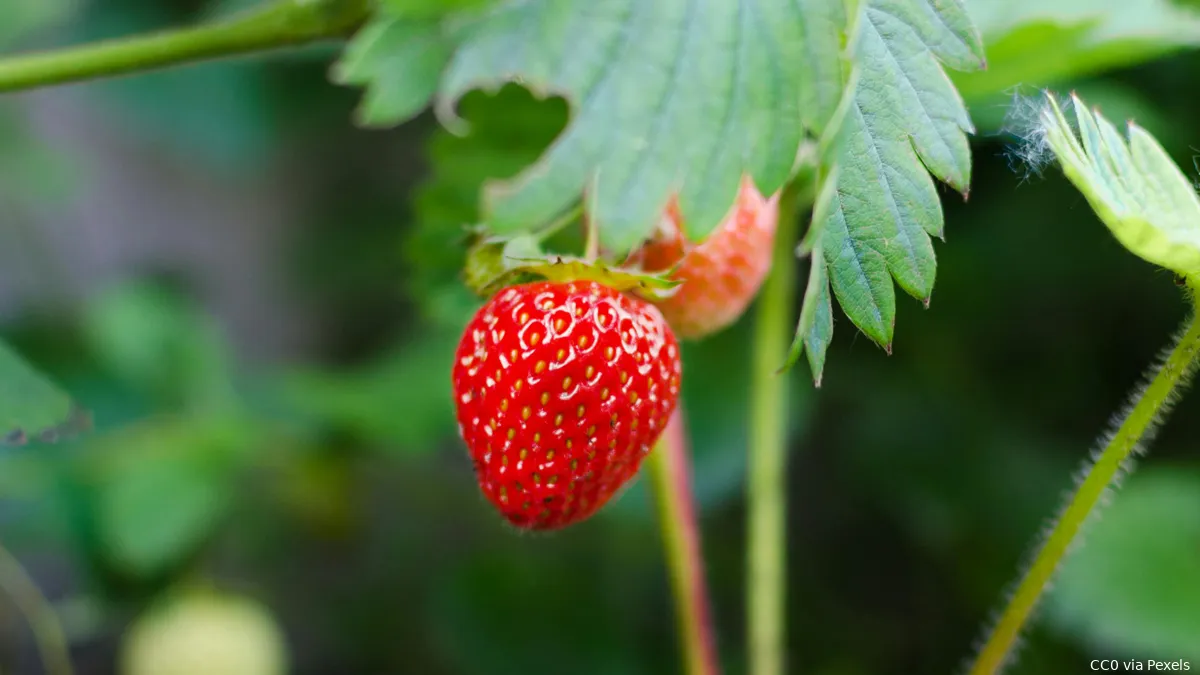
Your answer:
(0, 0), (369, 94)
(969, 294), (1200, 675)
(649, 409), (720, 675)
(747, 181), (804, 675)
(0, 542), (74, 675)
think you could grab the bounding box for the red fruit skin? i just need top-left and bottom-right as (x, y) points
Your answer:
(636, 178), (779, 339)
(452, 281), (682, 530)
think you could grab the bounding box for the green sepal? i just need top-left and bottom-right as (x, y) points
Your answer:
(462, 232), (543, 295)
(463, 233), (681, 302)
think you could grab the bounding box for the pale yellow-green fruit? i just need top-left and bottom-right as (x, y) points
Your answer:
(120, 590), (288, 675)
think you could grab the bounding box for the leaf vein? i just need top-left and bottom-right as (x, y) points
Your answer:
(853, 102), (928, 286)
(915, 0), (977, 60)
(865, 7), (965, 179)
(613, 0), (705, 204)
(827, 194), (886, 329)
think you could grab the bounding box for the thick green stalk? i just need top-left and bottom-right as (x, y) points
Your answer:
(0, 0), (368, 94)
(648, 409), (720, 675)
(969, 293), (1200, 675)
(747, 183), (803, 675)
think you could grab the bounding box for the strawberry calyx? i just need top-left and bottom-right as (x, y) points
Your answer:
(464, 233), (682, 302)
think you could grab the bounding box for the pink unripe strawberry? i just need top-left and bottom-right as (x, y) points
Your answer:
(635, 178), (779, 339)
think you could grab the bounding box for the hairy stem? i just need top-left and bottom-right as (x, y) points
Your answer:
(0, 0), (368, 94)
(649, 409), (720, 675)
(747, 181), (805, 675)
(0, 542), (73, 675)
(969, 294), (1200, 675)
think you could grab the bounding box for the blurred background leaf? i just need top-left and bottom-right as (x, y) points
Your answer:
(959, 0), (1200, 133)
(0, 106), (80, 206)
(276, 330), (458, 450)
(83, 415), (256, 578)
(0, 0), (75, 47)
(83, 282), (238, 413)
(1045, 468), (1200, 661)
(961, 0), (1200, 98)
(0, 342), (86, 445)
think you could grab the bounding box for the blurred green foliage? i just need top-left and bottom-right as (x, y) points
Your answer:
(0, 0), (74, 47)
(960, 0), (1200, 99)
(0, 1), (1199, 674)
(0, 342), (79, 444)
(1046, 468), (1200, 661)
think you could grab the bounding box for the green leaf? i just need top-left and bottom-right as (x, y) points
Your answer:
(801, 254), (834, 385)
(805, 0), (984, 354)
(99, 457), (228, 576)
(787, 166), (839, 383)
(343, 0), (985, 375)
(956, 0), (1200, 101)
(339, 0), (852, 256)
(1036, 93), (1200, 278)
(1045, 468), (1200, 660)
(330, 17), (454, 128)
(83, 282), (236, 411)
(439, 0), (848, 254)
(0, 342), (88, 445)
(408, 85), (568, 328)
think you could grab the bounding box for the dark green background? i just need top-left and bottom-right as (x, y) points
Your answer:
(1, 1), (1198, 673)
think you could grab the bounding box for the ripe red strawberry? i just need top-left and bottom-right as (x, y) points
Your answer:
(452, 280), (682, 530)
(635, 178), (779, 339)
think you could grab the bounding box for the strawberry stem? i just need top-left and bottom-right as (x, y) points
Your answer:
(967, 286), (1200, 675)
(747, 179), (808, 675)
(648, 409), (721, 675)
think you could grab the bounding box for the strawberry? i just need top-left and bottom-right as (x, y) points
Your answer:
(635, 178), (779, 339)
(452, 280), (682, 529)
